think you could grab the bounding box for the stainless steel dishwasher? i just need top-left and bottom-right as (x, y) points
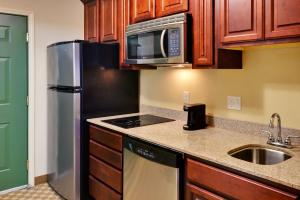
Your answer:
(124, 136), (184, 200)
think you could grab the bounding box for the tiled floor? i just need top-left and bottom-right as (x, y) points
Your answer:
(0, 184), (62, 200)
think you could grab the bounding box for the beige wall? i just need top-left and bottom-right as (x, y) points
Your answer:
(0, 0), (84, 176)
(140, 43), (300, 130)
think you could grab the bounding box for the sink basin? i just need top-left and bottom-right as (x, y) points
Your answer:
(228, 145), (292, 165)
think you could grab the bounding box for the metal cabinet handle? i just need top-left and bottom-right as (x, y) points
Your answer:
(160, 29), (167, 58)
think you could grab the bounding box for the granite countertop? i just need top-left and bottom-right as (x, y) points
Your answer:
(87, 113), (300, 191)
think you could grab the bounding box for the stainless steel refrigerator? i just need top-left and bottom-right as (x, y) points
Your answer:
(47, 41), (139, 200)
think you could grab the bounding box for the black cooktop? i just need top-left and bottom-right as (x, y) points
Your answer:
(102, 114), (175, 129)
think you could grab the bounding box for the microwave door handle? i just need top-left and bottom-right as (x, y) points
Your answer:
(160, 29), (167, 58)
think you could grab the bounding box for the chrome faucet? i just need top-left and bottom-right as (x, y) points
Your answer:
(261, 113), (300, 149)
(269, 113), (283, 143)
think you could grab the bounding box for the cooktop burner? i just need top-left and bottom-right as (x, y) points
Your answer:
(102, 114), (175, 129)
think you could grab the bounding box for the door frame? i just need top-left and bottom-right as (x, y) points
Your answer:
(0, 8), (35, 187)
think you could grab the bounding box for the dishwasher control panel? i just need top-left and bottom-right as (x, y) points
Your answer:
(124, 136), (183, 168)
(136, 147), (156, 159)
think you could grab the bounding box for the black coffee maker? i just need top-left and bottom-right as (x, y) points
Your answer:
(183, 104), (206, 130)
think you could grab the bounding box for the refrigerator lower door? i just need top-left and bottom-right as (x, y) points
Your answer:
(48, 89), (81, 200)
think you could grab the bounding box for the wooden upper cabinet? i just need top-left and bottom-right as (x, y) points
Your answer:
(265, 0), (300, 39)
(84, 0), (99, 42)
(130, 0), (155, 23)
(119, 0), (130, 67)
(100, 0), (118, 42)
(220, 0), (264, 43)
(156, 0), (188, 18)
(190, 0), (213, 66)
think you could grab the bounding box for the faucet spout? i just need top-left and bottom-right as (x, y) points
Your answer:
(269, 113), (282, 143)
(263, 113), (294, 148)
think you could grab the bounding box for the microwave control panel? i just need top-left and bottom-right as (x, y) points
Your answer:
(168, 28), (181, 57)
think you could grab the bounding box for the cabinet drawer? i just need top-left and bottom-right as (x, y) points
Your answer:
(186, 183), (225, 200)
(186, 158), (297, 200)
(90, 156), (122, 193)
(89, 175), (121, 200)
(90, 140), (122, 169)
(89, 125), (122, 152)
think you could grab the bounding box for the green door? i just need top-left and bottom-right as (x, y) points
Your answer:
(0, 13), (28, 191)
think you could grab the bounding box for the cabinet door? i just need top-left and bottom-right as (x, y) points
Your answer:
(84, 0), (99, 42)
(220, 0), (264, 43)
(130, 0), (155, 23)
(186, 183), (225, 200)
(89, 176), (121, 200)
(90, 156), (122, 192)
(156, 0), (188, 17)
(100, 0), (118, 42)
(265, 0), (300, 39)
(186, 159), (298, 200)
(119, 0), (130, 67)
(190, 0), (213, 66)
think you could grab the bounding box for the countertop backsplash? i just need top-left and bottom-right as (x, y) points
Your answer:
(140, 104), (300, 142)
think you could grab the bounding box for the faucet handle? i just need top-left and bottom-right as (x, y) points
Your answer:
(261, 130), (275, 142)
(284, 135), (300, 145)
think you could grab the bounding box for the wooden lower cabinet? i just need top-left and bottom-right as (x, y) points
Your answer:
(186, 183), (225, 200)
(90, 140), (122, 169)
(186, 158), (298, 200)
(87, 124), (299, 200)
(89, 176), (122, 200)
(89, 125), (123, 152)
(88, 125), (123, 200)
(90, 156), (122, 193)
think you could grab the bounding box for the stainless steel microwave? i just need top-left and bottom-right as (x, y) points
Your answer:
(125, 13), (191, 65)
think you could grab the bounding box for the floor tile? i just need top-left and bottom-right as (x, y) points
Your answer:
(0, 184), (62, 200)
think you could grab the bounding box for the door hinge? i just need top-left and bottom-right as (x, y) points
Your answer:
(27, 160), (29, 171)
(26, 96), (29, 106)
(26, 33), (29, 42)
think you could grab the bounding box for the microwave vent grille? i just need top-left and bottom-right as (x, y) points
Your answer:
(126, 13), (186, 34)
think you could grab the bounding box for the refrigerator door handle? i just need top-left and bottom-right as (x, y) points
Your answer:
(48, 86), (82, 93)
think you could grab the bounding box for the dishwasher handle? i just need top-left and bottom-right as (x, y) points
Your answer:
(124, 136), (183, 168)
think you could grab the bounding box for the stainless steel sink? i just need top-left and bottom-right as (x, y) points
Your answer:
(228, 145), (292, 165)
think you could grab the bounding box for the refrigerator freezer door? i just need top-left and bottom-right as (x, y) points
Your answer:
(47, 42), (81, 87)
(48, 89), (81, 200)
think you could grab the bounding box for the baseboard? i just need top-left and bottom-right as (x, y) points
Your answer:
(0, 185), (28, 195)
(34, 174), (48, 185)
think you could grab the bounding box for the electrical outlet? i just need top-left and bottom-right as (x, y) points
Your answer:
(183, 91), (191, 104)
(227, 96), (241, 110)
